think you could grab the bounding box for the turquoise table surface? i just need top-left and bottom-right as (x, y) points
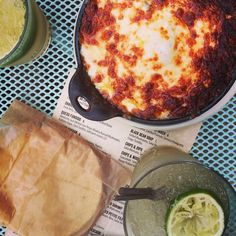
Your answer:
(0, 0), (235, 235)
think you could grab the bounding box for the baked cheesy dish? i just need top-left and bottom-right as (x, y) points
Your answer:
(80, 0), (235, 120)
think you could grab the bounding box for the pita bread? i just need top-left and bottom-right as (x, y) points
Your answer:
(17, 135), (104, 236)
(0, 126), (29, 184)
(0, 122), (66, 227)
(14, 137), (103, 236)
(0, 100), (131, 236)
(0, 129), (104, 236)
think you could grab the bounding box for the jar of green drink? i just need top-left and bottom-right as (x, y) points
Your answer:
(0, 0), (51, 67)
(124, 147), (236, 236)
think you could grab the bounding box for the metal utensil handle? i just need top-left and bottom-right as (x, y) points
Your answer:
(118, 187), (155, 196)
(114, 194), (154, 201)
(114, 186), (169, 201)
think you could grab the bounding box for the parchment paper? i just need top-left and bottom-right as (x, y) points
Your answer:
(0, 100), (131, 236)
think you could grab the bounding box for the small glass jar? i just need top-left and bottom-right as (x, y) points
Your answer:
(0, 0), (51, 67)
(124, 147), (236, 236)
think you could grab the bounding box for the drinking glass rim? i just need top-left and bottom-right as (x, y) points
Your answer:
(123, 160), (235, 236)
(0, 0), (29, 64)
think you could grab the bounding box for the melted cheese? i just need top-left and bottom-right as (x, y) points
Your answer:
(81, 0), (219, 119)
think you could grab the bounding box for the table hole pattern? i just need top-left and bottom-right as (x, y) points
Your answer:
(191, 98), (236, 191)
(0, 0), (82, 117)
(0, 0), (235, 235)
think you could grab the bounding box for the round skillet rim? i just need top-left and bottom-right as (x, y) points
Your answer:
(71, 0), (236, 127)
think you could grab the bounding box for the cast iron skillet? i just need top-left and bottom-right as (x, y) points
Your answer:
(69, 0), (235, 127)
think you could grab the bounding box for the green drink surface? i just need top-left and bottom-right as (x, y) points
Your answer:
(125, 162), (229, 236)
(0, 0), (26, 59)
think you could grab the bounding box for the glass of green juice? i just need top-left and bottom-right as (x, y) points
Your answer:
(124, 147), (236, 236)
(0, 0), (51, 67)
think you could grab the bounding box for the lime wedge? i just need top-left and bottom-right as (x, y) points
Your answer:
(166, 190), (225, 236)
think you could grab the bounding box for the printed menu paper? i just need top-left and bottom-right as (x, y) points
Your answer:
(50, 69), (201, 236)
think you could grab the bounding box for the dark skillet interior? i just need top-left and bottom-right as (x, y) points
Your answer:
(69, 0), (235, 126)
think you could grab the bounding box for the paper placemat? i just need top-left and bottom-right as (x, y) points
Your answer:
(52, 68), (202, 236)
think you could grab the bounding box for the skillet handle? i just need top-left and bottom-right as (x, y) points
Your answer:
(69, 68), (122, 121)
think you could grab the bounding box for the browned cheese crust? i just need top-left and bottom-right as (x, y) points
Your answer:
(80, 0), (236, 120)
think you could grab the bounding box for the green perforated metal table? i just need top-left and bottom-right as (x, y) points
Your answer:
(0, 0), (235, 235)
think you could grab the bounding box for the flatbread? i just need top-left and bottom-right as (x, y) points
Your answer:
(0, 100), (129, 236)
(0, 125), (29, 184)
(0, 122), (66, 228)
(16, 135), (104, 236)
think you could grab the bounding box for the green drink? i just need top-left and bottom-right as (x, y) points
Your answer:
(0, 0), (51, 67)
(124, 147), (236, 236)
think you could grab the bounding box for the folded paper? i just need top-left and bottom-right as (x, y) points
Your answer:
(0, 100), (131, 236)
